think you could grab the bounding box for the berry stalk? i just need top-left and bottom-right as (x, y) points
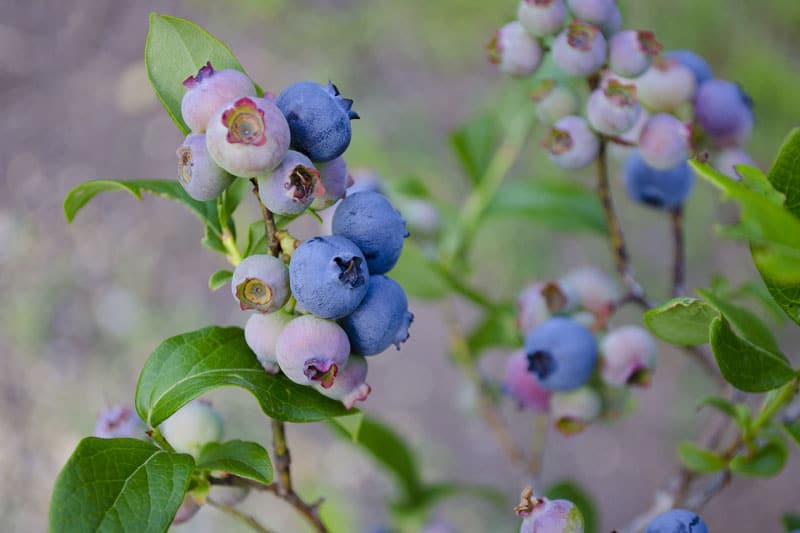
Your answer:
(207, 498), (275, 533)
(670, 207), (686, 297)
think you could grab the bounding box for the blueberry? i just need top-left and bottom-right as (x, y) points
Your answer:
(600, 325), (657, 387)
(488, 21), (544, 77)
(552, 21), (607, 77)
(517, 280), (577, 335)
(276, 81), (359, 162)
(694, 79), (754, 146)
(664, 49), (713, 86)
(332, 191), (408, 274)
(517, 0), (567, 37)
(598, 3), (621, 37)
(530, 80), (579, 125)
(177, 133), (234, 201)
(587, 80), (642, 136)
(312, 156), (350, 210)
(245, 311), (292, 374)
(517, 490), (584, 533)
(715, 147), (756, 181)
(315, 354), (371, 409)
(567, 0), (616, 27)
(608, 30), (662, 78)
(172, 494), (201, 525)
(645, 509), (709, 533)
(94, 404), (144, 439)
(503, 350), (551, 412)
(338, 275), (413, 355)
(206, 96), (290, 177)
(543, 115), (599, 169)
(623, 150), (694, 209)
(257, 150), (321, 215)
(525, 317), (598, 391)
(636, 58), (697, 113)
(160, 399), (224, 457)
(275, 315), (350, 388)
(560, 266), (620, 316)
(180, 62), (256, 133)
(550, 386), (601, 434)
(231, 254), (290, 313)
(639, 113), (690, 170)
(289, 235), (369, 319)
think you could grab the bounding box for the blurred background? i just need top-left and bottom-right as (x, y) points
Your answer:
(2, 0), (800, 531)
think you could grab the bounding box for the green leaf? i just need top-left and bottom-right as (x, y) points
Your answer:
(783, 420), (800, 449)
(722, 280), (787, 323)
(145, 13), (255, 134)
(545, 480), (599, 533)
(328, 412), (365, 442)
(208, 269), (232, 291)
(767, 128), (800, 216)
(450, 113), (501, 185)
(466, 307), (520, 356)
(391, 241), (451, 299)
(49, 438), (194, 533)
(677, 441), (726, 474)
(136, 326), (349, 426)
(708, 316), (795, 393)
(737, 164), (786, 204)
(328, 415), (423, 504)
(486, 181), (607, 234)
(64, 179), (220, 233)
(643, 297), (717, 346)
(392, 176), (433, 199)
(697, 288), (783, 356)
(729, 438), (789, 477)
(197, 440), (273, 484)
(243, 221), (266, 258)
(783, 513), (800, 530)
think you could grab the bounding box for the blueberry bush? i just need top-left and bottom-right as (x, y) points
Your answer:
(49, 4), (800, 532)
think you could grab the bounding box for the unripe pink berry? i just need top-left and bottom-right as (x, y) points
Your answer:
(543, 116), (600, 169)
(206, 96), (290, 177)
(180, 62), (256, 133)
(172, 494), (201, 525)
(517, 0), (567, 37)
(635, 58), (696, 112)
(586, 80), (641, 136)
(608, 30), (662, 78)
(517, 280), (577, 334)
(488, 21), (544, 77)
(715, 147), (756, 181)
(639, 113), (690, 170)
(598, 4), (621, 37)
(231, 254), (290, 313)
(315, 354), (371, 409)
(560, 266), (620, 316)
(257, 150), (322, 215)
(550, 386), (601, 435)
(275, 315), (350, 388)
(600, 325), (657, 387)
(530, 80), (580, 125)
(516, 488), (585, 533)
(245, 311), (292, 374)
(552, 21), (607, 77)
(567, 0), (616, 27)
(312, 156), (349, 210)
(177, 133), (234, 201)
(503, 350), (552, 412)
(94, 404), (144, 439)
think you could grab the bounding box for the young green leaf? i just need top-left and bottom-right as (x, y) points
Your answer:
(697, 396), (753, 430)
(49, 438), (194, 533)
(784, 420), (800, 449)
(467, 307), (520, 356)
(208, 269), (233, 291)
(784, 513), (800, 531)
(697, 288), (782, 356)
(450, 113), (501, 185)
(136, 326), (349, 426)
(709, 316), (795, 393)
(197, 440), (273, 484)
(677, 441), (726, 474)
(145, 13), (256, 134)
(328, 412), (365, 442)
(643, 297), (717, 346)
(766, 128), (800, 216)
(737, 164), (786, 204)
(545, 480), (599, 533)
(729, 438), (789, 477)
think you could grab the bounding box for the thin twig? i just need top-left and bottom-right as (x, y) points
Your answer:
(271, 419), (293, 493)
(207, 497), (275, 533)
(250, 178), (281, 257)
(670, 207), (686, 298)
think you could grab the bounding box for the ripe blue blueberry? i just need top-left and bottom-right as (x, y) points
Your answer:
(289, 235), (369, 319)
(160, 399), (224, 457)
(276, 81), (359, 162)
(694, 79), (753, 146)
(338, 275), (413, 355)
(312, 156), (350, 210)
(315, 354), (371, 409)
(600, 325), (657, 387)
(332, 191), (409, 274)
(552, 21), (607, 77)
(504, 350), (551, 412)
(550, 386), (601, 435)
(245, 311), (292, 374)
(638, 113), (690, 170)
(531, 80), (579, 125)
(257, 150), (321, 215)
(94, 404), (144, 439)
(664, 49), (713, 86)
(517, 0), (567, 37)
(206, 96), (291, 177)
(177, 133), (234, 201)
(645, 509), (708, 533)
(636, 58), (697, 113)
(516, 488), (584, 533)
(608, 30), (662, 78)
(488, 21), (544, 77)
(525, 317), (598, 392)
(567, 0), (616, 27)
(623, 150), (694, 209)
(275, 315), (350, 388)
(543, 116), (599, 169)
(231, 254), (290, 313)
(587, 80), (641, 136)
(180, 62), (256, 133)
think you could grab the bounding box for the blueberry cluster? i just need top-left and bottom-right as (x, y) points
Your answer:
(490, 0), (757, 211)
(504, 266), (657, 434)
(175, 62), (413, 409)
